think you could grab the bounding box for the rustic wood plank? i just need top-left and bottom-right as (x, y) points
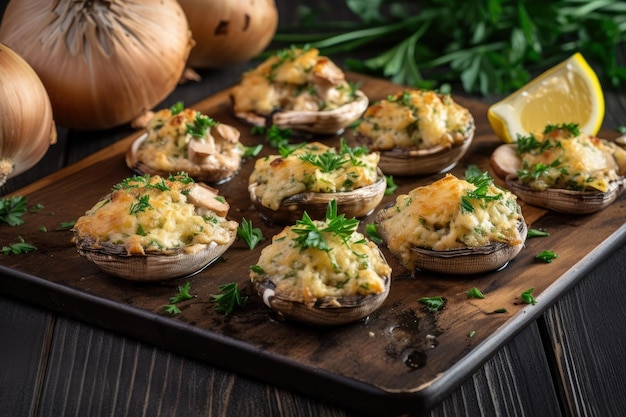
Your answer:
(430, 323), (562, 417)
(0, 295), (54, 417)
(542, 242), (626, 417)
(34, 313), (354, 417)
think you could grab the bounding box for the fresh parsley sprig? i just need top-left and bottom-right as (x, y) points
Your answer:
(292, 200), (358, 251)
(0, 196), (28, 226)
(211, 282), (248, 315)
(237, 218), (264, 249)
(1, 236), (36, 255)
(187, 113), (217, 139)
(419, 296), (445, 312)
(163, 282), (196, 315)
(461, 169), (502, 212)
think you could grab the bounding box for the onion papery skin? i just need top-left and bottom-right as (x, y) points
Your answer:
(0, 0), (193, 130)
(0, 43), (56, 187)
(179, 0), (278, 68)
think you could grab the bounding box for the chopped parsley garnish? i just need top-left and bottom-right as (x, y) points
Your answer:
(237, 218), (264, 249)
(57, 221), (76, 230)
(466, 287), (485, 299)
(461, 169), (502, 212)
(0, 195), (28, 226)
(163, 282), (196, 315)
(242, 144), (263, 159)
(187, 113), (218, 139)
(544, 122), (580, 137)
(292, 200), (359, 252)
(527, 228), (550, 238)
(385, 175), (398, 195)
(521, 288), (537, 305)
(1, 236), (36, 255)
(419, 296), (445, 312)
(130, 195), (151, 215)
(251, 124), (292, 148)
(299, 149), (349, 172)
(211, 282), (248, 315)
(365, 222), (382, 244)
(535, 250), (558, 263)
(170, 101), (184, 115)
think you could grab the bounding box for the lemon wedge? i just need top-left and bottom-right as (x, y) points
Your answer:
(487, 53), (605, 143)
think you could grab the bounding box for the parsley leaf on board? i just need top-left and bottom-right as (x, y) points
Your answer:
(0, 196), (28, 226)
(211, 282), (248, 315)
(238, 218), (265, 249)
(1, 236), (37, 255)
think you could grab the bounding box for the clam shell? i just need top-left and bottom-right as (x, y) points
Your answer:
(353, 118), (475, 176)
(126, 133), (240, 185)
(410, 219), (527, 275)
(236, 90), (369, 135)
(75, 233), (236, 281)
(379, 217), (527, 276)
(377, 135), (473, 176)
(505, 175), (623, 214)
(249, 170), (386, 224)
(252, 269), (391, 326)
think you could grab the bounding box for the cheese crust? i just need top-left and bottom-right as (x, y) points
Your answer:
(231, 47), (358, 115)
(517, 127), (624, 192)
(357, 89), (474, 151)
(73, 174), (238, 256)
(134, 107), (242, 179)
(249, 142), (380, 210)
(250, 222), (391, 305)
(378, 174), (523, 270)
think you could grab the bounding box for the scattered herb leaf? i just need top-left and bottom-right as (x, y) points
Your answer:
(466, 287), (485, 299)
(468, 330), (476, 338)
(1, 236), (37, 255)
(521, 288), (537, 305)
(211, 282), (248, 315)
(365, 222), (382, 244)
(238, 218), (264, 249)
(242, 144), (263, 159)
(30, 203), (45, 213)
(385, 175), (398, 195)
(419, 296), (445, 312)
(527, 228), (550, 238)
(536, 250), (558, 263)
(251, 125), (292, 148)
(57, 221), (76, 230)
(492, 308), (508, 314)
(163, 304), (182, 315)
(169, 282), (196, 304)
(0, 196), (28, 226)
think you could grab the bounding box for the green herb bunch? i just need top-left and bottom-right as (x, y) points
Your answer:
(273, 0), (626, 95)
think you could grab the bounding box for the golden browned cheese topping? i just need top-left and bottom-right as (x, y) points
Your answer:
(73, 174), (237, 256)
(135, 106), (242, 177)
(250, 219), (391, 304)
(357, 89), (474, 151)
(231, 46), (358, 115)
(516, 125), (626, 192)
(378, 174), (523, 270)
(249, 141), (380, 210)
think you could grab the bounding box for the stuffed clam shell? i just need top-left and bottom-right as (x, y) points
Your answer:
(354, 89), (475, 176)
(126, 105), (243, 184)
(248, 141), (386, 223)
(490, 124), (626, 214)
(250, 203), (392, 326)
(73, 173), (238, 281)
(231, 46), (368, 135)
(376, 173), (527, 275)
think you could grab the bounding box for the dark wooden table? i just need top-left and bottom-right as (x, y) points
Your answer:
(2, 2), (626, 416)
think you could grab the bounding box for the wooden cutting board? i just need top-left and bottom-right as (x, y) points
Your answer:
(2, 75), (625, 416)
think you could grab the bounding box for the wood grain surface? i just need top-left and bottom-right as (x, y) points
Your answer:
(1, 75), (625, 416)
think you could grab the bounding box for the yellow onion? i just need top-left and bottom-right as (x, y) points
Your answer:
(0, 0), (193, 130)
(0, 43), (56, 187)
(179, 0), (278, 68)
